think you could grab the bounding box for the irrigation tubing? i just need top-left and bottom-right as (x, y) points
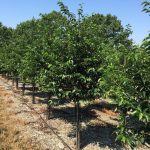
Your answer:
(1, 76), (73, 150)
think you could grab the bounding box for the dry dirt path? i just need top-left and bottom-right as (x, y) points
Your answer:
(0, 77), (74, 150)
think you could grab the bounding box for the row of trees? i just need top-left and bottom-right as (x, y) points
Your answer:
(0, 1), (149, 149)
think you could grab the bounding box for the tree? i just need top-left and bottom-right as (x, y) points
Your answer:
(0, 23), (13, 74)
(142, 0), (150, 14)
(36, 11), (68, 118)
(99, 1), (150, 149)
(17, 19), (43, 102)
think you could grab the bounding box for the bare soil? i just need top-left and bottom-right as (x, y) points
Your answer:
(0, 76), (149, 150)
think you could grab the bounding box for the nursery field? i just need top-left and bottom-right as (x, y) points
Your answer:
(0, 76), (149, 150)
(0, 1), (150, 150)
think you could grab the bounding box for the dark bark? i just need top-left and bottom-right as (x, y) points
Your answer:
(4, 73), (7, 79)
(47, 104), (53, 120)
(12, 77), (15, 86)
(32, 82), (35, 104)
(47, 92), (53, 120)
(16, 77), (19, 89)
(76, 100), (80, 150)
(22, 83), (25, 96)
(7, 73), (9, 81)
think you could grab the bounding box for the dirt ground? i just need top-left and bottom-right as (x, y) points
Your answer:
(0, 76), (149, 150)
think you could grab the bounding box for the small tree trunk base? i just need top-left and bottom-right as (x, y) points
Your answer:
(32, 83), (35, 104)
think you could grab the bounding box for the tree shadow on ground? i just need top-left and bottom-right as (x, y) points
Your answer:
(17, 81), (123, 149)
(51, 104), (96, 123)
(85, 101), (117, 112)
(80, 123), (123, 149)
(25, 91), (48, 99)
(50, 104), (124, 149)
(51, 101), (118, 122)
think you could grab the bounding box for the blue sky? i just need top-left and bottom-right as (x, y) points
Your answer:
(0, 0), (149, 44)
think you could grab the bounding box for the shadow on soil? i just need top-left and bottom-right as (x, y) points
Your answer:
(50, 105), (124, 149)
(19, 83), (124, 149)
(80, 124), (123, 149)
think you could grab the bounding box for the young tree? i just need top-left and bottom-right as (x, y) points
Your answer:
(36, 11), (68, 118)
(0, 23), (13, 75)
(18, 19), (42, 102)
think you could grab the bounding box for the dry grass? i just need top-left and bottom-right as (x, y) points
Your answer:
(101, 108), (118, 116)
(0, 94), (38, 150)
(0, 77), (149, 150)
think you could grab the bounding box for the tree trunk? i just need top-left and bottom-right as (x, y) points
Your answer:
(4, 72), (7, 79)
(16, 77), (19, 89)
(47, 104), (52, 120)
(22, 83), (25, 96)
(7, 73), (9, 81)
(12, 77), (15, 86)
(76, 100), (80, 150)
(32, 82), (35, 104)
(47, 93), (53, 119)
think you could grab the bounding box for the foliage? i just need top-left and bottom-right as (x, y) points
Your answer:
(142, 0), (150, 14)
(102, 44), (150, 148)
(36, 11), (67, 95)
(0, 1), (149, 149)
(0, 23), (13, 73)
